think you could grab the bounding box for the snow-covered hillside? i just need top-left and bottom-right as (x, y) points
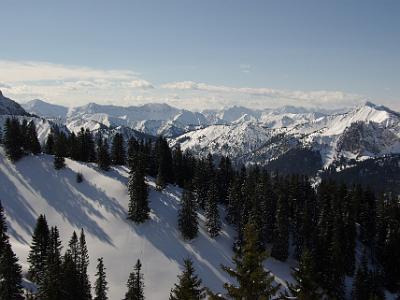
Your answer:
(22, 99), (69, 120)
(0, 90), (29, 116)
(0, 150), (294, 299)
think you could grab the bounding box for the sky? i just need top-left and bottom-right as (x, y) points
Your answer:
(0, 0), (399, 110)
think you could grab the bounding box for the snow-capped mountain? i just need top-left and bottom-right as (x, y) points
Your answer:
(0, 90), (30, 116)
(23, 99), (69, 120)
(8, 89), (400, 172)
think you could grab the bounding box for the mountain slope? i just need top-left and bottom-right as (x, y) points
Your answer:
(0, 150), (293, 299)
(23, 99), (69, 120)
(0, 90), (29, 116)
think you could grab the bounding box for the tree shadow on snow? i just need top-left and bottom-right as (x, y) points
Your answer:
(132, 184), (234, 294)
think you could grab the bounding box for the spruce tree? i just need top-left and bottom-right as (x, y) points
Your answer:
(205, 182), (221, 238)
(62, 250), (81, 300)
(155, 136), (173, 189)
(169, 258), (205, 300)
(4, 118), (23, 162)
(27, 214), (50, 285)
(78, 229), (92, 300)
(281, 248), (321, 300)
(94, 257), (108, 300)
(27, 120), (41, 154)
(0, 202), (24, 300)
(53, 131), (66, 170)
(0, 242), (24, 300)
(352, 250), (371, 300)
(124, 259), (145, 300)
(39, 226), (63, 300)
(45, 133), (55, 154)
(271, 195), (289, 261)
(220, 223), (280, 300)
(178, 187), (198, 240)
(128, 156), (150, 223)
(97, 135), (111, 171)
(111, 133), (126, 165)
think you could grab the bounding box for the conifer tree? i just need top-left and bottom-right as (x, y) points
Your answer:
(271, 195), (289, 261)
(78, 229), (92, 300)
(40, 226), (63, 300)
(169, 258), (205, 300)
(97, 135), (111, 171)
(27, 214), (50, 285)
(0, 201), (24, 300)
(94, 257), (108, 300)
(111, 133), (126, 165)
(281, 248), (321, 300)
(124, 259), (145, 300)
(178, 186), (198, 240)
(4, 118), (23, 162)
(45, 133), (55, 154)
(62, 250), (81, 300)
(53, 131), (66, 170)
(205, 182), (221, 238)
(127, 137), (139, 170)
(352, 250), (371, 300)
(155, 136), (173, 189)
(221, 223), (280, 300)
(27, 120), (41, 154)
(128, 155), (150, 223)
(0, 242), (24, 300)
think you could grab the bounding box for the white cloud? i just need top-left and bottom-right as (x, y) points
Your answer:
(125, 79), (154, 89)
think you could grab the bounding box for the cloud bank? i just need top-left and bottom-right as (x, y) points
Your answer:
(0, 59), (375, 110)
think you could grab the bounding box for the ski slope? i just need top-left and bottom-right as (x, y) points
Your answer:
(0, 149), (293, 299)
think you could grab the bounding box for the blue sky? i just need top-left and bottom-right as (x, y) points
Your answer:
(0, 0), (399, 110)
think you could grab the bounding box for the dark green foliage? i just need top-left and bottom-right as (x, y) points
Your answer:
(0, 201), (24, 300)
(39, 226), (63, 300)
(27, 121), (41, 154)
(53, 131), (67, 169)
(76, 172), (84, 183)
(62, 250), (81, 300)
(3, 118), (23, 161)
(281, 248), (321, 300)
(205, 181), (221, 238)
(45, 133), (55, 154)
(155, 136), (173, 189)
(271, 195), (289, 261)
(178, 186), (198, 240)
(97, 134), (111, 171)
(124, 259), (145, 300)
(128, 154), (150, 223)
(27, 214), (50, 285)
(111, 133), (125, 165)
(221, 223), (280, 300)
(77, 128), (96, 162)
(78, 229), (92, 300)
(94, 257), (108, 300)
(169, 258), (205, 300)
(0, 242), (24, 300)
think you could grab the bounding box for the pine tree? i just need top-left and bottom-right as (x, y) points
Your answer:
(352, 250), (371, 300)
(178, 186), (198, 240)
(281, 248), (321, 300)
(94, 257), (108, 300)
(111, 133), (125, 165)
(45, 133), (55, 154)
(169, 258), (205, 300)
(39, 226), (63, 300)
(0, 202), (24, 300)
(155, 136), (173, 189)
(222, 223), (279, 300)
(271, 195), (289, 261)
(78, 229), (92, 300)
(4, 118), (23, 162)
(0, 242), (24, 300)
(27, 120), (41, 154)
(220, 223), (280, 300)
(124, 259), (145, 300)
(205, 181), (221, 238)
(27, 214), (50, 285)
(54, 131), (66, 170)
(128, 156), (150, 223)
(62, 250), (81, 300)
(97, 135), (111, 171)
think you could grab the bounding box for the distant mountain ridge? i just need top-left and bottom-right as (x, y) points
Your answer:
(2, 90), (399, 173)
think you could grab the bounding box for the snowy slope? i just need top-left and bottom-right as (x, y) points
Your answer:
(0, 149), (293, 299)
(0, 90), (29, 116)
(22, 99), (69, 120)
